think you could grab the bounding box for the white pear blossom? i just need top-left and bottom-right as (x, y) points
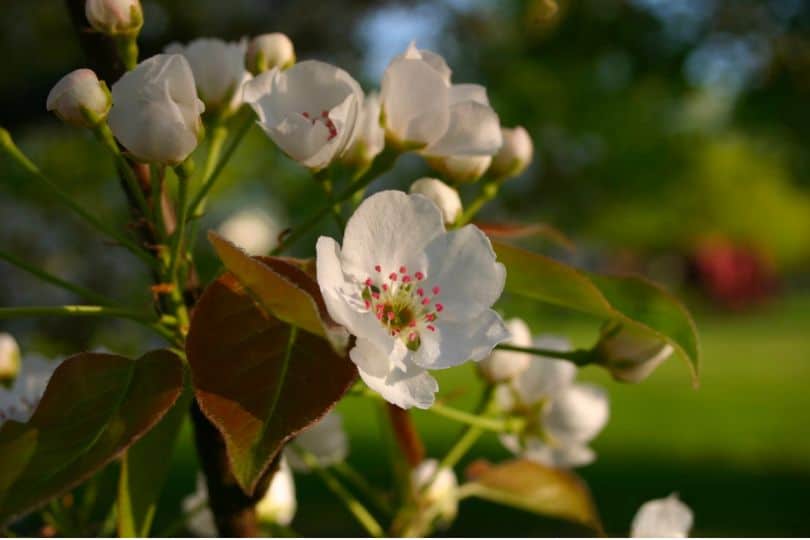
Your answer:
(428, 154), (493, 184)
(381, 43), (501, 158)
(85, 0), (142, 35)
(46, 69), (111, 127)
(412, 459), (459, 528)
(478, 318), (532, 383)
(108, 54), (205, 165)
(489, 126), (533, 179)
(596, 324), (674, 383)
(316, 190), (508, 409)
(285, 411), (349, 472)
(243, 60), (364, 171)
(0, 355), (61, 426)
(0, 333), (21, 380)
(165, 38), (250, 115)
(246, 33), (296, 74)
(342, 92), (385, 168)
(218, 208), (282, 255)
(408, 178), (462, 225)
(183, 459), (296, 536)
(497, 335), (609, 468)
(631, 493), (693, 538)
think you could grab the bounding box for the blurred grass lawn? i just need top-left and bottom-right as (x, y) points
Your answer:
(157, 292), (810, 537)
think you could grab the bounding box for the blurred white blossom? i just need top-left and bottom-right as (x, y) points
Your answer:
(46, 69), (111, 127)
(246, 33), (296, 74)
(0, 333), (21, 380)
(412, 459), (459, 528)
(478, 317), (532, 383)
(408, 178), (462, 225)
(108, 54), (205, 165)
(217, 208), (283, 256)
(316, 190), (508, 409)
(0, 354), (61, 426)
(631, 493), (693, 537)
(285, 411), (349, 472)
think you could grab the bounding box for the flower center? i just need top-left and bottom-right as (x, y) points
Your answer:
(360, 264), (444, 351)
(302, 110), (338, 141)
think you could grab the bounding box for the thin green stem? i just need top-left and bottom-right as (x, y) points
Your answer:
(0, 305), (174, 340)
(168, 167), (190, 279)
(92, 123), (151, 219)
(455, 176), (507, 227)
(427, 400), (520, 432)
(495, 343), (592, 366)
(0, 130), (157, 268)
(271, 148), (399, 255)
(333, 461), (393, 516)
(0, 249), (114, 305)
(315, 169), (346, 229)
(438, 385), (497, 473)
(290, 445), (384, 538)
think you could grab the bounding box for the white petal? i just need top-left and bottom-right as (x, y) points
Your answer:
(397, 42), (453, 83)
(544, 383), (609, 446)
(414, 309), (508, 370)
(512, 335), (576, 405)
(422, 224), (506, 321)
(256, 457), (297, 526)
(351, 338), (438, 409)
(408, 178), (462, 225)
(341, 191), (443, 279)
(478, 318), (533, 382)
(165, 38), (247, 109)
(449, 84), (490, 106)
(631, 494), (694, 538)
(423, 100), (502, 157)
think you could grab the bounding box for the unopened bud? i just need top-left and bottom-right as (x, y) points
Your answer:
(246, 33), (296, 75)
(595, 324), (674, 383)
(46, 69), (111, 128)
(489, 126), (533, 179)
(0, 333), (21, 381)
(85, 0), (143, 36)
(409, 178), (462, 225)
(428, 154), (492, 184)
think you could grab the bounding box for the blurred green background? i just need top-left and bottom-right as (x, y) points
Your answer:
(2, 0), (809, 536)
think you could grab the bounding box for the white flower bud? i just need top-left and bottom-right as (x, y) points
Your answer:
(109, 54), (205, 165)
(84, 0), (142, 35)
(246, 33), (296, 75)
(412, 459), (459, 528)
(0, 333), (21, 380)
(427, 154), (492, 184)
(165, 38), (250, 115)
(478, 318), (532, 382)
(631, 493), (693, 538)
(285, 411), (349, 472)
(46, 69), (111, 127)
(595, 324), (674, 383)
(489, 126), (533, 179)
(256, 457), (297, 526)
(218, 208), (281, 256)
(409, 178), (462, 225)
(342, 92), (385, 169)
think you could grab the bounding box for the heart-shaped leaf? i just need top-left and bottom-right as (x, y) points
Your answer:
(462, 459), (602, 533)
(0, 350), (183, 526)
(493, 241), (700, 384)
(208, 232), (348, 353)
(187, 272), (357, 495)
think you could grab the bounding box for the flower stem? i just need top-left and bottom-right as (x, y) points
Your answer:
(438, 385), (497, 472)
(91, 123), (151, 220)
(167, 165), (191, 280)
(427, 399), (520, 433)
(0, 129), (157, 269)
(289, 445), (384, 538)
(0, 305), (173, 340)
(332, 462), (393, 516)
(455, 175), (507, 227)
(271, 147), (399, 255)
(495, 343), (592, 366)
(0, 248), (114, 306)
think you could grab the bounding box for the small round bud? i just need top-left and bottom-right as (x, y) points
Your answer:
(409, 178), (462, 225)
(256, 457), (297, 526)
(0, 333), (21, 381)
(595, 324), (674, 383)
(246, 33), (296, 75)
(427, 154), (492, 184)
(412, 459), (459, 529)
(84, 0), (143, 35)
(46, 69), (111, 127)
(489, 126), (533, 179)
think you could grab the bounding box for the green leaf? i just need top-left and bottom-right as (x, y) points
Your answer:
(208, 231), (349, 353)
(0, 350), (184, 526)
(117, 382), (192, 537)
(477, 221), (575, 252)
(493, 241), (700, 384)
(186, 272), (357, 496)
(462, 459), (602, 533)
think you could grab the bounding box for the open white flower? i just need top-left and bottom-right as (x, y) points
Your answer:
(218, 208), (282, 255)
(316, 190), (508, 409)
(243, 60), (363, 171)
(381, 43), (501, 158)
(165, 38), (250, 115)
(595, 324), (674, 383)
(497, 335), (609, 468)
(478, 318), (532, 383)
(408, 178), (462, 225)
(412, 459), (459, 528)
(108, 54), (205, 165)
(631, 493), (693, 537)
(0, 333), (21, 380)
(342, 91), (385, 168)
(285, 411), (348, 472)
(183, 459), (297, 536)
(46, 69), (111, 127)
(246, 33), (296, 74)
(0, 354), (61, 426)
(489, 126), (533, 179)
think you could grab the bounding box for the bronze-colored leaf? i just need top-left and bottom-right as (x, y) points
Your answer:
(477, 221), (575, 252)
